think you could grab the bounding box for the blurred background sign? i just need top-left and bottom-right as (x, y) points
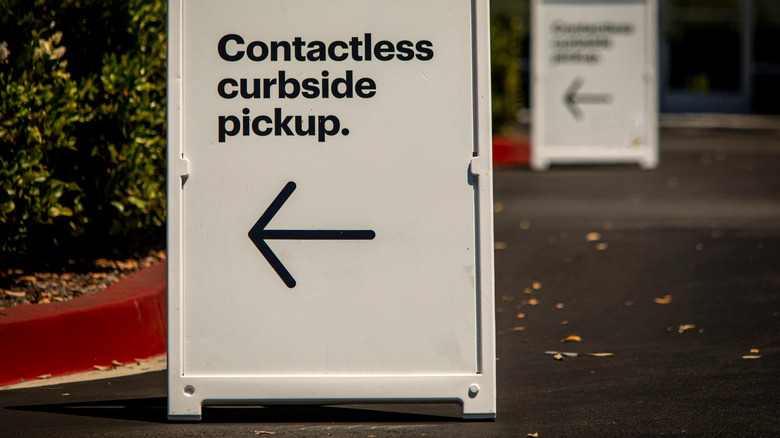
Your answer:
(530, 0), (659, 170)
(492, 0), (780, 117)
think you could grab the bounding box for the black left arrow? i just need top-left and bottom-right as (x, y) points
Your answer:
(564, 76), (612, 120)
(248, 181), (375, 288)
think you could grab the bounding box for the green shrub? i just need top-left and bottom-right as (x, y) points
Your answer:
(491, 12), (524, 134)
(0, 0), (166, 256)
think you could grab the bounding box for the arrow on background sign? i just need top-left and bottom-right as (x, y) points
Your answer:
(248, 181), (375, 288)
(564, 77), (613, 120)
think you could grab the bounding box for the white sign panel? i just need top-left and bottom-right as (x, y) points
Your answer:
(168, 0), (495, 420)
(531, 0), (658, 169)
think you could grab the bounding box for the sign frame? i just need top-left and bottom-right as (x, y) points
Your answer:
(167, 0), (496, 420)
(531, 0), (659, 170)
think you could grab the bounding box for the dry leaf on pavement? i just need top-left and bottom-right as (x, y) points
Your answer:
(561, 335), (582, 343)
(587, 353), (614, 357)
(678, 324), (696, 333)
(546, 351), (579, 357)
(585, 232), (602, 242)
(654, 295), (673, 304)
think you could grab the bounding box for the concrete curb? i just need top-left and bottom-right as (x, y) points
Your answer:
(0, 261), (167, 387)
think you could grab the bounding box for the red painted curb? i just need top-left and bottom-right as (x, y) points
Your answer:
(493, 135), (530, 167)
(0, 261), (167, 387)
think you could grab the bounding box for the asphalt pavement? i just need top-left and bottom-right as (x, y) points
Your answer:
(2, 127), (779, 437)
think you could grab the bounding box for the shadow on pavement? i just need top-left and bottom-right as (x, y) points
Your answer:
(8, 397), (466, 423)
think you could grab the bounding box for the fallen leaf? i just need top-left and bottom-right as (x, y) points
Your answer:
(750, 348), (760, 354)
(520, 219), (531, 230)
(561, 320), (569, 325)
(528, 433), (539, 438)
(587, 353), (614, 357)
(523, 288), (533, 295)
(4, 290), (26, 297)
(527, 298), (539, 306)
(516, 313), (526, 319)
(595, 242), (608, 251)
(742, 355), (762, 360)
(19, 275), (37, 282)
(116, 259), (139, 270)
(111, 360), (124, 366)
(553, 354), (564, 361)
(512, 326), (525, 331)
(495, 242), (508, 250)
(95, 258), (112, 267)
(654, 295), (673, 304)
(493, 202), (504, 213)
(94, 365), (111, 371)
(254, 432), (277, 435)
(545, 351), (579, 357)
(37, 374), (52, 380)
(37, 298), (51, 304)
(585, 232), (602, 242)
(678, 324), (696, 334)
(554, 303), (564, 309)
(561, 335), (582, 343)
(502, 295), (515, 302)
(532, 281), (542, 290)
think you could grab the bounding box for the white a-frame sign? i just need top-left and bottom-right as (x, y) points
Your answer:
(168, 0), (496, 420)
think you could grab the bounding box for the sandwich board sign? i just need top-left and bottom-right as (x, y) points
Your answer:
(167, 0), (496, 420)
(531, 0), (658, 170)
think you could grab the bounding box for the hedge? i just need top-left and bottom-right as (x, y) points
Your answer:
(0, 0), (167, 256)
